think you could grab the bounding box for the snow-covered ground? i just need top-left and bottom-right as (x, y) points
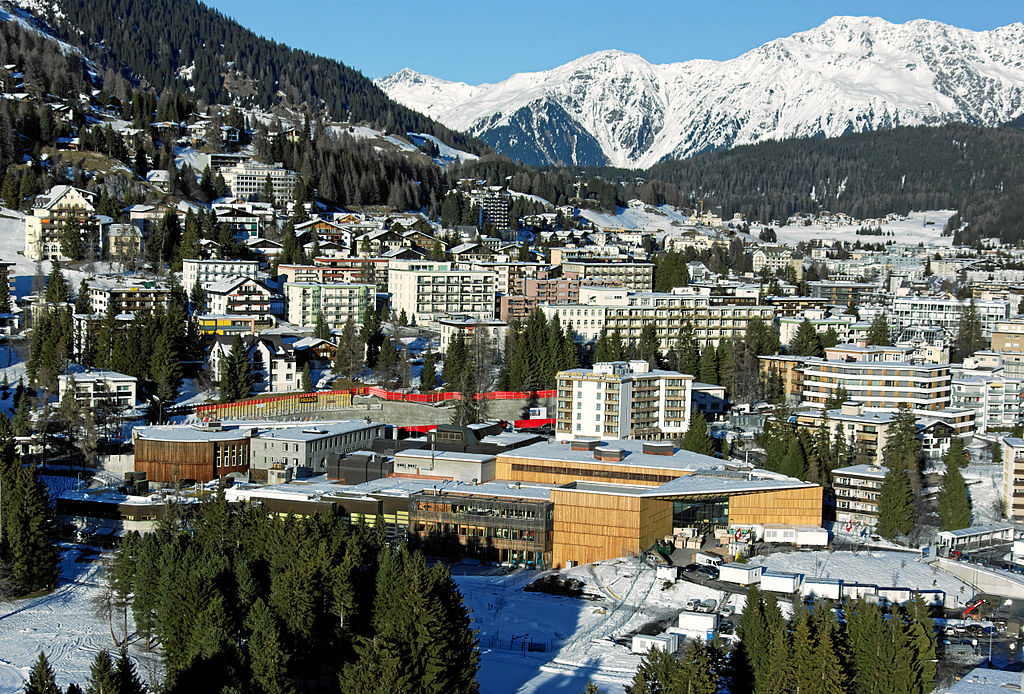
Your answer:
(964, 460), (1004, 525)
(751, 550), (972, 601)
(578, 202), (700, 233)
(457, 557), (746, 693)
(766, 210), (956, 247)
(0, 546), (160, 693)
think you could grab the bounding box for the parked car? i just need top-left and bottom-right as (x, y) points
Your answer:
(720, 605), (736, 618)
(682, 563), (702, 574)
(697, 565), (720, 580)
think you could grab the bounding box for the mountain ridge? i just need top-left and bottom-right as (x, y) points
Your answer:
(377, 16), (1024, 168)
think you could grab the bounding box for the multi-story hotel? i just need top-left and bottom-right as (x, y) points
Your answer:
(220, 161), (298, 202)
(561, 260), (655, 291)
(87, 278), (173, 316)
(951, 356), (1024, 433)
(388, 260), (496, 324)
(556, 361), (694, 441)
(283, 282), (372, 329)
(182, 259), (260, 290)
(24, 185), (100, 261)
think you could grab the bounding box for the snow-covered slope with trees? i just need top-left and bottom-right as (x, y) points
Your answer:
(377, 16), (1024, 168)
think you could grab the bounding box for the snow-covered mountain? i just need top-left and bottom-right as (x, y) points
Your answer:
(376, 17), (1024, 168)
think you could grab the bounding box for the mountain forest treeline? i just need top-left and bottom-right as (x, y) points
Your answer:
(40, 0), (485, 155)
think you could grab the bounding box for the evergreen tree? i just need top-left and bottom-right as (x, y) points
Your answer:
(790, 319), (824, 357)
(59, 217), (83, 261)
(698, 344), (719, 384)
(0, 264), (11, 314)
(332, 317), (362, 379)
(442, 333), (468, 388)
(877, 465), (915, 540)
(150, 329), (182, 402)
(780, 435), (807, 479)
(85, 650), (118, 694)
(944, 436), (969, 469)
(359, 305), (383, 369)
(680, 411), (714, 457)
(189, 279), (206, 314)
(246, 599), (295, 694)
(625, 647), (683, 694)
(937, 453), (971, 530)
(832, 424), (849, 470)
(44, 260), (69, 304)
(789, 606), (817, 694)
(24, 652), (60, 694)
(954, 298), (984, 361)
(115, 647), (145, 694)
(883, 404), (923, 495)
(74, 278), (91, 314)
(638, 323), (660, 369)
(313, 312), (330, 340)
(300, 363), (312, 392)
(2, 463), (60, 595)
(375, 338), (399, 388)
(420, 349), (437, 392)
(866, 314), (892, 346)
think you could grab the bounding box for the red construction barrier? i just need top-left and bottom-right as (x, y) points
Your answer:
(512, 418), (555, 429)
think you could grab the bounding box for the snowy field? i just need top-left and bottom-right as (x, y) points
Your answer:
(0, 547), (160, 693)
(458, 557), (745, 693)
(751, 550), (972, 602)
(578, 202), (696, 233)
(964, 459), (1004, 525)
(766, 210), (957, 247)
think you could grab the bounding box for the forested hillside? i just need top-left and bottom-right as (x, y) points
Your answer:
(37, 0), (487, 154)
(642, 124), (1024, 243)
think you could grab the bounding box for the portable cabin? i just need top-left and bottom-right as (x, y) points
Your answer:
(760, 570), (802, 594)
(719, 562), (762, 586)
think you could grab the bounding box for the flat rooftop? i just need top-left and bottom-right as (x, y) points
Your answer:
(255, 420), (381, 442)
(498, 439), (729, 473)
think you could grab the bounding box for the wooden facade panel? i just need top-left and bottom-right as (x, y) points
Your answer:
(497, 455), (689, 487)
(728, 487), (823, 526)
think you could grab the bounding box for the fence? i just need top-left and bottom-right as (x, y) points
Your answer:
(196, 390), (353, 419)
(196, 388), (556, 419)
(362, 387), (556, 403)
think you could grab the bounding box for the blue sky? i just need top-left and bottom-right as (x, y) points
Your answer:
(204, 1), (1024, 84)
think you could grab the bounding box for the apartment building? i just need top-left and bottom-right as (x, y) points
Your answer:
(1002, 437), (1024, 521)
(951, 357), (1024, 433)
(24, 185), (99, 261)
(561, 260), (655, 291)
(57, 371), (137, 409)
(467, 186), (511, 229)
(778, 313), (856, 348)
(220, 161), (298, 201)
(555, 361), (694, 441)
(206, 276), (274, 320)
(388, 260), (496, 324)
(195, 314), (261, 337)
(892, 296), (1010, 338)
(458, 261), (551, 295)
(283, 282), (371, 329)
(182, 259), (261, 290)
(799, 345), (952, 415)
(438, 317), (507, 357)
(278, 258), (390, 292)
(832, 464), (887, 528)
(87, 278), (172, 315)
(542, 287), (776, 349)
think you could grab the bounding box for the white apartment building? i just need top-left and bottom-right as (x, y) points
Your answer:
(892, 297), (1010, 339)
(182, 259), (261, 290)
(555, 361), (694, 441)
(541, 287), (776, 349)
(388, 260), (496, 325)
(467, 186), (511, 229)
(249, 420), (385, 478)
(951, 357), (1024, 433)
(206, 276), (274, 320)
(220, 161), (298, 202)
(832, 464), (887, 528)
(800, 344), (952, 416)
(57, 371), (137, 409)
(283, 282), (371, 329)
